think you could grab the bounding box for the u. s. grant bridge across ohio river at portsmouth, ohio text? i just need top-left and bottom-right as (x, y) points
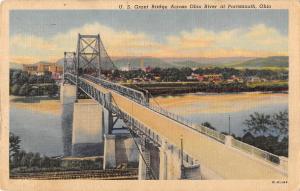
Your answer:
(124, 4), (271, 10)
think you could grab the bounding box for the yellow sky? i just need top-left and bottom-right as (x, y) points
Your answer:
(10, 22), (288, 64)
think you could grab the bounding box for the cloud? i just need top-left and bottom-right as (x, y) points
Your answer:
(9, 22), (288, 64)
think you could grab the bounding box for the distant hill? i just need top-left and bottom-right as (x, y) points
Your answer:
(171, 60), (211, 68)
(112, 56), (255, 69)
(11, 56), (288, 71)
(233, 56), (288, 68)
(113, 57), (173, 69)
(162, 57), (254, 65)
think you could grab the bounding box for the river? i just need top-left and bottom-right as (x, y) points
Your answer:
(9, 92), (288, 156)
(151, 92), (288, 137)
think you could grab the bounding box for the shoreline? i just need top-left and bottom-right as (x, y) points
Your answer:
(125, 81), (288, 96)
(10, 95), (61, 115)
(152, 90), (288, 98)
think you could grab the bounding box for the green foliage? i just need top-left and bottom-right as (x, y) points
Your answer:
(9, 69), (58, 96)
(271, 110), (288, 136)
(160, 68), (186, 82)
(201, 122), (216, 130)
(9, 133), (21, 160)
(18, 83), (30, 96)
(241, 110), (288, 156)
(244, 112), (272, 135)
(243, 110), (288, 139)
(10, 84), (22, 95)
(9, 133), (62, 170)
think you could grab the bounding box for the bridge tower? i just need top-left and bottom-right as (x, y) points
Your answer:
(63, 52), (76, 84)
(62, 34), (200, 179)
(73, 34), (117, 133)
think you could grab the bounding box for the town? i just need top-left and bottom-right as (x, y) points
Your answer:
(11, 59), (288, 97)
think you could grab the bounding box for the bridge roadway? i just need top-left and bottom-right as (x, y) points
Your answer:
(81, 76), (286, 180)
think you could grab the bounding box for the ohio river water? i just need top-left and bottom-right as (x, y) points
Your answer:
(10, 92), (288, 156)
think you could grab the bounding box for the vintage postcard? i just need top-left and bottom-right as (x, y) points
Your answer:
(0, 0), (300, 191)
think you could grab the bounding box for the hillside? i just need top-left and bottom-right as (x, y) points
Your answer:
(11, 56), (288, 71)
(112, 56), (255, 69)
(113, 57), (173, 68)
(233, 56), (288, 68)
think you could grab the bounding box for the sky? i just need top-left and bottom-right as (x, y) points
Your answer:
(10, 10), (288, 64)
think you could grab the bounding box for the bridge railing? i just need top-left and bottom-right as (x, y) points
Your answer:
(147, 104), (226, 144)
(66, 72), (285, 167)
(108, 92), (197, 165)
(82, 74), (147, 105)
(231, 138), (281, 164)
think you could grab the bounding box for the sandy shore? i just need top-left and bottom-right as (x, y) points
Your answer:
(150, 92), (288, 114)
(10, 96), (61, 115)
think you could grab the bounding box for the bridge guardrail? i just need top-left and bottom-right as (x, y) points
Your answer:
(148, 104), (226, 144)
(83, 74), (147, 105)
(231, 138), (280, 164)
(81, 73), (226, 144)
(64, 72), (286, 168)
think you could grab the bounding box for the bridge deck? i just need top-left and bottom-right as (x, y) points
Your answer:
(83, 77), (286, 179)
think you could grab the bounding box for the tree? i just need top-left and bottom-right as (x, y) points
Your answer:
(44, 71), (53, 83)
(271, 110), (288, 140)
(180, 67), (193, 77)
(243, 112), (272, 136)
(244, 110), (288, 139)
(24, 152), (34, 168)
(18, 150), (27, 167)
(10, 84), (22, 95)
(41, 156), (51, 168)
(9, 133), (21, 160)
(9, 133), (21, 168)
(201, 122), (215, 130)
(32, 153), (41, 167)
(112, 69), (120, 78)
(28, 75), (38, 84)
(17, 71), (29, 85)
(18, 83), (29, 96)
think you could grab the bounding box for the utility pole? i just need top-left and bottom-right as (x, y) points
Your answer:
(228, 115), (231, 135)
(180, 135), (185, 179)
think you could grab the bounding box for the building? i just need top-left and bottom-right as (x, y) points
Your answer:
(143, 66), (153, 73)
(189, 73), (205, 81)
(246, 76), (261, 83)
(23, 62), (63, 77)
(203, 74), (222, 82)
(120, 63), (139, 71)
(23, 65), (38, 75)
(227, 75), (244, 83)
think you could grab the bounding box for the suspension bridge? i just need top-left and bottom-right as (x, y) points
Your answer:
(61, 34), (288, 180)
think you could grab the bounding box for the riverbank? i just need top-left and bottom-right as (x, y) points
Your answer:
(10, 96), (61, 115)
(124, 81), (288, 96)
